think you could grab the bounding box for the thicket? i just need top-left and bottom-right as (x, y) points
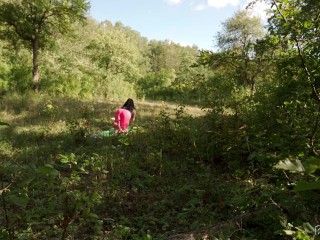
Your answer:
(0, 10), (206, 104)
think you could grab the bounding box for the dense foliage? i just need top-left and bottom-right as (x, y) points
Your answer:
(0, 5), (206, 103)
(1, 0), (320, 239)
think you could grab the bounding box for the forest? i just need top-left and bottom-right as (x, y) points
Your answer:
(0, 0), (320, 239)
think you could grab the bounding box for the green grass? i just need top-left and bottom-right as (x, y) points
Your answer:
(0, 94), (285, 240)
(0, 95), (217, 239)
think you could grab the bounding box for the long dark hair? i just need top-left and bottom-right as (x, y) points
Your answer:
(121, 98), (135, 113)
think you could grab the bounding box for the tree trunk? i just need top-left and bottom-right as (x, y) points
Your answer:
(32, 36), (40, 93)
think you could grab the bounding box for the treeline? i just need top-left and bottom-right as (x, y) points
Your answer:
(0, 0), (209, 103)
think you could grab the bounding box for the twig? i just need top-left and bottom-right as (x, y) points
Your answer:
(1, 182), (13, 239)
(309, 106), (320, 156)
(0, 183), (12, 195)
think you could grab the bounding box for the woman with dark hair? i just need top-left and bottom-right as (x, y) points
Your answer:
(113, 98), (136, 134)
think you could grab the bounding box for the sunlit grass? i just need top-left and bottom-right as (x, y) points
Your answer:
(137, 99), (206, 118)
(0, 95), (205, 130)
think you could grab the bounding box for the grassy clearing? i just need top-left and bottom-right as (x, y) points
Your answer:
(1, 95), (223, 239)
(0, 95), (282, 239)
(0, 94), (205, 127)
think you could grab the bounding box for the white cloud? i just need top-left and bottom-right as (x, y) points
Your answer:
(195, 4), (206, 11)
(205, 0), (270, 20)
(243, 0), (270, 20)
(165, 0), (183, 5)
(164, 0), (270, 18)
(207, 0), (240, 8)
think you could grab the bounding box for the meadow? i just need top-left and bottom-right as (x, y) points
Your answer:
(1, 94), (230, 240)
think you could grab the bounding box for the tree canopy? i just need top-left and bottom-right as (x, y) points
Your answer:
(0, 0), (90, 92)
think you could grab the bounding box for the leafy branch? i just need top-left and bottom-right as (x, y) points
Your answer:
(272, 0), (320, 103)
(272, 0), (320, 156)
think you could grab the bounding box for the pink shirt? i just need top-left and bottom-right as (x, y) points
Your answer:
(114, 109), (132, 131)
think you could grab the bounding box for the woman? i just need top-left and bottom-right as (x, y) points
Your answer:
(113, 98), (136, 134)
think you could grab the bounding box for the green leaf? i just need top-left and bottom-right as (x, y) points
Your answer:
(294, 181), (320, 192)
(59, 154), (70, 164)
(38, 164), (59, 176)
(0, 121), (10, 126)
(88, 213), (99, 219)
(303, 21), (312, 29)
(274, 159), (305, 172)
(302, 222), (315, 234)
(304, 157), (320, 173)
(283, 229), (295, 236)
(9, 195), (29, 208)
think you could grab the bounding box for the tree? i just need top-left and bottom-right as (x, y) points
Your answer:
(88, 21), (146, 82)
(40, 18), (102, 98)
(147, 40), (188, 73)
(268, 0), (320, 103)
(0, 0), (90, 93)
(264, 0), (320, 156)
(216, 10), (264, 53)
(201, 10), (266, 91)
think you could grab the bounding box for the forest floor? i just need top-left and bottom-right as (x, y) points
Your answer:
(0, 95), (273, 239)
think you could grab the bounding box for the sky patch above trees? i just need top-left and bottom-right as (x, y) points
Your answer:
(89, 0), (269, 51)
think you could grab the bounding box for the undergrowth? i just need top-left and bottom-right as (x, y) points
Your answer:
(0, 94), (319, 240)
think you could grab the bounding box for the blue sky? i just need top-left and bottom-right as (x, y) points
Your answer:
(89, 0), (269, 51)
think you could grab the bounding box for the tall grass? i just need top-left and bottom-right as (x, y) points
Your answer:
(3, 94), (282, 240)
(0, 94), (215, 239)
